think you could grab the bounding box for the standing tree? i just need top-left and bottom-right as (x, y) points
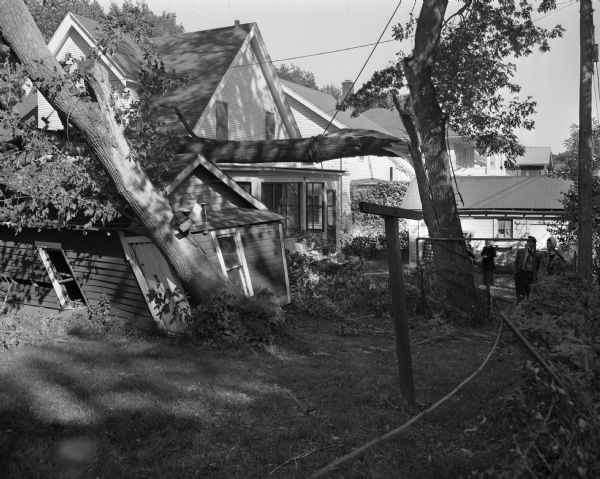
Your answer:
(275, 63), (318, 89)
(551, 122), (600, 281)
(348, 0), (562, 311)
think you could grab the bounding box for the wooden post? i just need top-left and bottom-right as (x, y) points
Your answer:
(578, 0), (594, 285)
(358, 202), (420, 404)
(384, 216), (415, 404)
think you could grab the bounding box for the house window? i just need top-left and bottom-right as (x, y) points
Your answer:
(237, 182), (252, 195)
(496, 219), (513, 238)
(519, 166), (542, 177)
(265, 111), (275, 140)
(215, 100), (228, 140)
(212, 231), (253, 296)
(306, 183), (323, 230)
(36, 243), (86, 307)
(261, 183), (301, 234)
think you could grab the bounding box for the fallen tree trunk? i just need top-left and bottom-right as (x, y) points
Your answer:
(176, 129), (410, 163)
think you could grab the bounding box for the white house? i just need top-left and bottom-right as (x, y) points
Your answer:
(280, 79), (415, 219)
(400, 176), (571, 263)
(20, 13), (345, 246)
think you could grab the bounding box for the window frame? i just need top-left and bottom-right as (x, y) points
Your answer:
(306, 182), (324, 231)
(36, 241), (87, 308)
(261, 182), (301, 234)
(211, 229), (253, 297)
(496, 219), (513, 238)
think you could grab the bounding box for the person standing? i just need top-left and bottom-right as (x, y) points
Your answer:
(481, 240), (497, 286)
(514, 236), (540, 302)
(546, 236), (567, 276)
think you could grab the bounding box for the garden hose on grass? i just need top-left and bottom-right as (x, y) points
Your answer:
(309, 318), (504, 479)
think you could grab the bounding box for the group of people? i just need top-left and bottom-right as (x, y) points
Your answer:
(473, 235), (567, 302)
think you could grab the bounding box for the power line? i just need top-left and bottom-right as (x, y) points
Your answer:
(532, 0), (577, 23)
(322, 0), (403, 134)
(229, 38), (399, 70)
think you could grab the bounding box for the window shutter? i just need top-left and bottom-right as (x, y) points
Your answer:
(216, 101), (228, 140)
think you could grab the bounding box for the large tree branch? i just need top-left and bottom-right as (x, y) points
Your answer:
(176, 129), (410, 164)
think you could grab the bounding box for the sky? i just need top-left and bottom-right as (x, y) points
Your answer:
(97, 0), (600, 154)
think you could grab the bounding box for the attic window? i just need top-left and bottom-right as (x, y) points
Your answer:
(36, 242), (86, 308)
(265, 111), (275, 140)
(216, 101), (228, 140)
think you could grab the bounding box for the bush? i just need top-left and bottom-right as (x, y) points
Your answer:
(187, 290), (285, 346)
(474, 276), (600, 478)
(341, 234), (387, 259)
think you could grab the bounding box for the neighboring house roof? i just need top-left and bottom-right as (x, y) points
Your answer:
(513, 146), (552, 167)
(401, 176), (571, 213)
(281, 79), (395, 134)
(70, 13), (143, 80)
(361, 108), (408, 140)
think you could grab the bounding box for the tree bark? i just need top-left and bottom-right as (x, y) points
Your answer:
(176, 129), (409, 163)
(0, 0), (236, 304)
(578, 0), (593, 285)
(400, 0), (476, 312)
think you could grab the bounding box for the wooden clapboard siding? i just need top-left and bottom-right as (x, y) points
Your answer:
(240, 223), (287, 301)
(170, 168), (251, 213)
(0, 281), (61, 311)
(195, 43), (289, 141)
(0, 228), (152, 323)
(0, 242), (48, 282)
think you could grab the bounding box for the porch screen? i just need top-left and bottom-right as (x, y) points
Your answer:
(306, 183), (323, 230)
(261, 183), (300, 233)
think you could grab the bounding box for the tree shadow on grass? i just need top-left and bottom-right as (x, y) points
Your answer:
(0, 337), (314, 479)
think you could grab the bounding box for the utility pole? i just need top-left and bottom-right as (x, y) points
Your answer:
(578, 0), (594, 285)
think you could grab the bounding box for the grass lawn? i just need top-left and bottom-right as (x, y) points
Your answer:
(0, 312), (526, 478)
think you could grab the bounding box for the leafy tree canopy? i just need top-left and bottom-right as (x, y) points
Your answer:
(276, 63), (318, 89)
(0, 1), (184, 231)
(550, 122), (600, 279)
(24, 0), (105, 40)
(347, 0), (564, 159)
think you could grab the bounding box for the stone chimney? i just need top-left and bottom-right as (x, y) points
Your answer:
(234, 19), (240, 27)
(341, 80), (354, 100)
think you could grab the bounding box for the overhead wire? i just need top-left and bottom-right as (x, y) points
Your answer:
(321, 0), (404, 135)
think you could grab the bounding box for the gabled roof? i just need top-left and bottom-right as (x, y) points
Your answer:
(56, 15), (298, 137)
(401, 176), (571, 213)
(151, 23), (255, 131)
(281, 79), (396, 134)
(68, 15), (253, 129)
(163, 153), (268, 211)
(70, 13), (143, 80)
(513, 147), (552, 167)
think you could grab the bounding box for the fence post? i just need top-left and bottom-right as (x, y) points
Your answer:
(385, 216), (415, 405)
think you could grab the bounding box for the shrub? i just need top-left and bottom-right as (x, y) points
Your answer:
(474, 276), (600, 478)
(187, 289), (285, 346)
